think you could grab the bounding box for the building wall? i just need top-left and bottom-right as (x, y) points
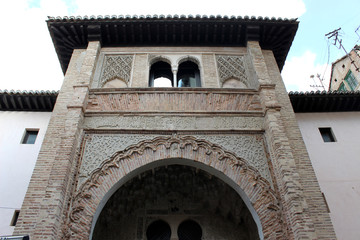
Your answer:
(330, 49), (360, 91)
(13, 42), (336, 239)
(296, 112), (360, 240)
(0, 111), (51, 236)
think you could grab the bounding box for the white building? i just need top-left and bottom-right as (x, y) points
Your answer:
(329, 45), (360, 92)
(290, 90), (360, 240)
(0, 90), (56, 237)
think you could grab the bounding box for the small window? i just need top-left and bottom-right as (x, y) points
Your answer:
(10, 210), (20, 226)
(338, 82), (346, 92)
(146, 220), (171, 240)
(177, 220), (202, 240)
(319, 128), (336, 142)
(22, 129), (39, 144)
(344, 70), (358, 90)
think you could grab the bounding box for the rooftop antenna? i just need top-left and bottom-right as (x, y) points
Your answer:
(355, 25), (360, 40)
(310, 74), (326, 91)
(326, 28), (360, 72)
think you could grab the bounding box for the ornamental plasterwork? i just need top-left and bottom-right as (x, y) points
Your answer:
(78, 134), (272, 188)
(194, 134), (272, 185)
(99, 55), (133, 87)
(69, 135), (282, 239)
(216, 55), (248, 86)
(78, 134), (157, 188)
(83, 116), (263, 131)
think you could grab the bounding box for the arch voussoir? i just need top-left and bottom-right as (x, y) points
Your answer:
(68, 135), (286, 239)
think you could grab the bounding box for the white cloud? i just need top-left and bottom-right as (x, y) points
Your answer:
(281, 51), (331, 92)
(0, 0), (70, 91)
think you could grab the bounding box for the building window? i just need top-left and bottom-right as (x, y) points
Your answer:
(177, 220), (202, 240)
(338, 82), (346, 92)
(344, 70), (358, 90)
(149, 61), (173, 87)
(149, 59), (201, 88)
(10, 210), (20, 226)
(319, 127), (336, 142)
(177, 61), (201, 87)
(146, 220), (171, 240)
(22, 129), (39, 144)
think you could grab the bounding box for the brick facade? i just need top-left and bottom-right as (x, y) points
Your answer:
(14, 18), (336, 239)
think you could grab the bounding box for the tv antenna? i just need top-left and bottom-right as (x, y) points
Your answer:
(326, 28), (360, 72)
(310, 74), (326, 91)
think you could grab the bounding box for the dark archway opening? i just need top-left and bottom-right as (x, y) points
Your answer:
(92, 165), (259, 240)
(146, 220), (171, 240)
(177, 220), (202, 240)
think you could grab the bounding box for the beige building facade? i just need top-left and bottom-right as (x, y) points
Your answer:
(329, 45), (360, 91)
(12, 15), (336, 239)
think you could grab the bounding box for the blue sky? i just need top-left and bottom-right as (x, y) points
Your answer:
(283, 0), (360, 91)
(291, 0), (360, 61)
(0, 0), (359, 92)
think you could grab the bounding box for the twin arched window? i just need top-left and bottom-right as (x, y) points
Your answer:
(149, 60), (201, 87)
(146, 219), (202, 240)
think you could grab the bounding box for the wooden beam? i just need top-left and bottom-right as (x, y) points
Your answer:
(25, 96), (32, 109)
(122, 24), (127, 43)
(147, 23), (151, 42)
(17, 96), (24, 110)
(213, 24), (217, 43)
(114, 24), (119, 43)
(9, 95), (17, 109)
(105, 24), (111, 43)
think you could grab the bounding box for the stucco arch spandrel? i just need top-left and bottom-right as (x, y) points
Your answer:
(148, 55), (173, 66)
(176, 55), (201, 67)
(66, 136), (286, 239)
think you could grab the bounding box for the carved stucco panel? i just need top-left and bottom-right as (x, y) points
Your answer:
(98, 55), (133, 87)
(78, 134), (158, 188)
(83, 116), (264, 130)
(78, 134), (272, 188)
(193, 135), (272, 185)
(216, 55), (248, 84)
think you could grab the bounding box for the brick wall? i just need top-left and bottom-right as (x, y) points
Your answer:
(14, 42), (336, 240)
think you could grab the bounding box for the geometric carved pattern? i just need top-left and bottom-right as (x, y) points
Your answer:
(78, 134), (157, 188)
(67, 136), (287, 239)
(100, 55), (133, 87)
(78, 134), (272, 187)
(194, 135), (273, 185)
(216, 55), (248, 86)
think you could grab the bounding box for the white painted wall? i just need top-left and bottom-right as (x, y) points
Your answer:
(296, 112), (360, 240)
(0, 111), (51, 236)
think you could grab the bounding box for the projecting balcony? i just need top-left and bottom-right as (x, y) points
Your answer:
(85, 88), (263, 116)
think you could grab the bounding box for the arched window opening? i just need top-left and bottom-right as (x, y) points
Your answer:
(149, 61), (173, 87)
(146, 220), (171, 240)
(177, 220), (202, 240)
(177, 61), (201, 87)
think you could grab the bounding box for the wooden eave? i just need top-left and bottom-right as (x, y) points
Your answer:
(289, 91), (360, 112)
(0, 90), (58, 112)
(1, 89), (360, 113)
(47, 15), (298, 74)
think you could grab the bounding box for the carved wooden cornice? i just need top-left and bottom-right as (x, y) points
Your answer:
(47, 15), (298, 73)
